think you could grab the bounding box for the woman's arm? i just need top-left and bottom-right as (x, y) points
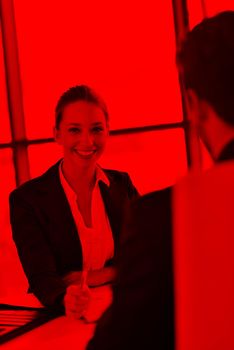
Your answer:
(88, 267), (116, 287)
(63, 267), (116, 288)
(9, 190), (66, 309)
(124, 172), (140, 199)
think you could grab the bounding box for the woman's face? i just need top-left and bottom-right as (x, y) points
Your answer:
(55, 100), (109, 168)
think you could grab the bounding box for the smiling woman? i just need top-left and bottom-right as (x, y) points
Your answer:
(55, 100), (109, 229)
(9, 85), (139, 319)
(55, 98), (109, 180)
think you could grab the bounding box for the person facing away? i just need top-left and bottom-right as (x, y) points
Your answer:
(9, 85), (139, 317)
(87, 11), (234, 350)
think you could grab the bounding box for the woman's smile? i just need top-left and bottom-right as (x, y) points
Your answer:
(55, 100), (109, 168)
(74, 149), (97, 159)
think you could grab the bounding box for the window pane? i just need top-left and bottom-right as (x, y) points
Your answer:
(205, 0), (234, 16)
(101, 129), (187, 193)
(0, 149), (27, 296)
(187, 0), (204, 28)
(14, 0), (183, 139)
(28, 129), (187, 194)
(29, 142), (62, 177)
(187, 0), (234, 28)
(0, 150), (15, 256)
(199, 139), (214, 171)
(0, 26), (11, 143)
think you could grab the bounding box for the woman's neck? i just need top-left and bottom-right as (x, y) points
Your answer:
(61, 159), (96, 192)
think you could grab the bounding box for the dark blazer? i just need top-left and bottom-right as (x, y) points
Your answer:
(87, 140), (234, 350)
(87, 187), (174, 350)
(9, 161), (138, 308)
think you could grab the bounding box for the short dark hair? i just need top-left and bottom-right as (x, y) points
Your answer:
(177, 11), (234, 126)
(55, 85), (109, 129)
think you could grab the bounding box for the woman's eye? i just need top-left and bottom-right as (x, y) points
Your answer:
(68, 128), (81, 133)
(92, 127), (104, 133)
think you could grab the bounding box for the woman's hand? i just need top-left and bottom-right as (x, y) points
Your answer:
(63, 271), (83, 286)
(64, 284), (91, 319)
(63, 267), (116, 288)
(87, 267), (116, 287)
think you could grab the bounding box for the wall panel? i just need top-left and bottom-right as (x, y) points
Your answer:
(187, 0), (234, 28)
(28, 128), (187, 194)
(0, 149), (27, 296)
(13, 0), (183, 139)
(0, 26), (11, 143)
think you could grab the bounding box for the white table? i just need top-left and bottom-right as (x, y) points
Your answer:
(1, 315), (95, 350)
(1, 285), (112, 349)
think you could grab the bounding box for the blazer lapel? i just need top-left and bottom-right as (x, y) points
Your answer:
(99, 176), (123, 249)
(40, 162), (83, 269)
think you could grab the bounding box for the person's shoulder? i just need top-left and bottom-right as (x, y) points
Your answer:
(132, 186), (172, 216)
(102, 168), (135, 188)
(136, 186), (172, 206)
(102, 168), (131, 181)
(10, 160), (61, 199)
(121, 186), (172, 244)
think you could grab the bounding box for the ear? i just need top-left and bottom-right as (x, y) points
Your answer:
(54, 126), (62, 145)
(185, 89), (202, 125)
(186, 89), (200, 113)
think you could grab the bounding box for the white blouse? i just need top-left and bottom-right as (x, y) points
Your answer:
(59, 162), (114, 271)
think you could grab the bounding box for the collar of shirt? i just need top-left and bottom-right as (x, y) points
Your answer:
(59, 161), (110, 202)
(217, 139), (234, 163)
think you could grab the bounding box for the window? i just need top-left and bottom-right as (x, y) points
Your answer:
(0, 26), (11, 143)
(13, 0), (183, 139)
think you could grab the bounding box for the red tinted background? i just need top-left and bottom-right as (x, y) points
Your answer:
(1, 0), (234, 348)
(1, 0), (187, 298)
(13, 0), (182, 139)
(0, 26), (11, 143)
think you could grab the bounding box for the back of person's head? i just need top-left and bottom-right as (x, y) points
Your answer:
(177, 11), (234, 127)
(55, 85), (109, 129)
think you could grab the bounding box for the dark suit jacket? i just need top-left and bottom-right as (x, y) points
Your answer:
(9, 161), (138, 308)
(87, 139), (234, 350)
(87, 187), (174, 350)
